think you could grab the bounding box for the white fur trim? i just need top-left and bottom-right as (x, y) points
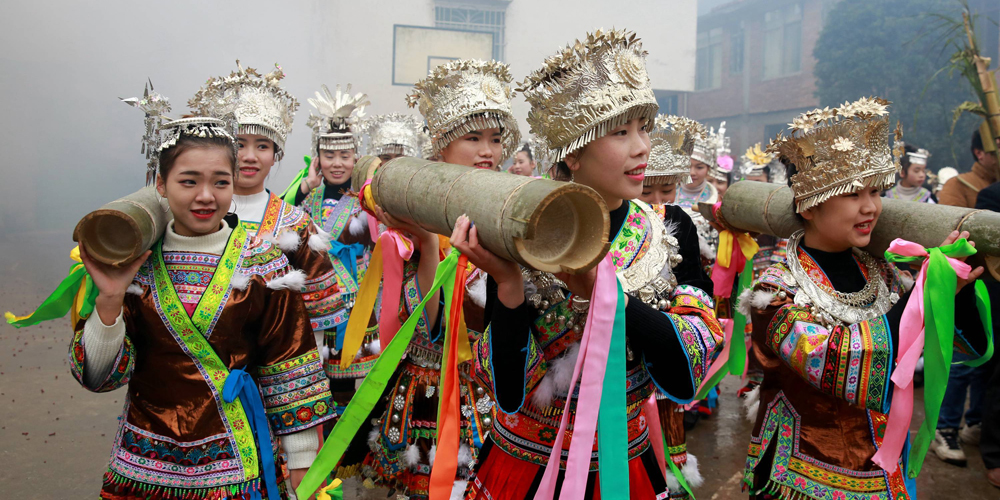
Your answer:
(404, 443), (421, 467)
(276, 229), (301, 252)
(665, 466), (682, 492)
(451, 480), (469, 500)
(126, 284), (144, 296)
(308, 229), (332, 252)
(429, 444), (437, 465)
(915, 356), (924, 372)
(368, 428), (380, 449)
(681, 453), (704, 488)
(457, 443), (473, 468)
(369, 338), (381, 355)
(267, 269), (307, 291)
(735, 288), (755, 317)
(348, 212), (369, 238)
(466, 273), (487, 309)
(231, 272), (251, 291)
(531, 342), (580, 407)
(259, 232), (278, 245)
(319, 345), (330, 362)
(743, 385), (761, 423)
(698, 235), (714, 261)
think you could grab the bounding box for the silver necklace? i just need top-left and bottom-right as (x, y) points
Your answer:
(785, 230), (898, 328)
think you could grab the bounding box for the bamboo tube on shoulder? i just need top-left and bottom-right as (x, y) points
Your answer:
(353, 156), (610, 274)
(711, 181), (1000, 263)
(73, 186), (170, 267)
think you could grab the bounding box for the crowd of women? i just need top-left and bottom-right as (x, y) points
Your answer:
(17, 27), (996, 500)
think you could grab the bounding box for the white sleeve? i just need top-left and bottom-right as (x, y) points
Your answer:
(281, 427), (320, 470)
(81, 309), (127, 388)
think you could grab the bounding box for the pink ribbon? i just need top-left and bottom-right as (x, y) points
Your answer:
(361, 180), (415, 347)
(871, 239), (971, 473)
(644, 396), (668, 480)
(534, 255), (618, 500)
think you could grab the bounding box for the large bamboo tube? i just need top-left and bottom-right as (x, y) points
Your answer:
(352, 156), (610, 274)
(712, 181), (1000, 262)
(73, 186), (170, 266)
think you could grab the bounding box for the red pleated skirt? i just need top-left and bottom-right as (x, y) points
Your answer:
(467, 437), (669, 500)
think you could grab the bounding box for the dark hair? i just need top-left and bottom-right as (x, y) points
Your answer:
(551, 160), (573, 181)
(899, 144), (917, 174)
(518, 143), (533, 161)
(783, 158), (805, 221)
(972, 128), (984, 157)
(159, 135), (237, 180)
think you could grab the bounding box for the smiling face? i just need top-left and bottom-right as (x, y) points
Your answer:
(565, 118), (651, 210)
(712, 176), (730, 197)
(235, 134), (276, 195)
(800, 186), (882, 252)
(510, 150), (535, 176)
(439, 128), (503, 169)
(319, 148), (356, 185)
(687, 159), (710, 187)
(156, 146), (234, 237)
(639, 182), (677, 206)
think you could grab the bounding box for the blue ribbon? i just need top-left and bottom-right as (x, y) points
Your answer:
(334, 321), (347, 351)
(329, 241), (365, 283)
(223, 368), (279, 500)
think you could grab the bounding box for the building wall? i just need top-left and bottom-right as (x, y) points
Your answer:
(687, 0), (828, 158)
(324, 0), (698, 136)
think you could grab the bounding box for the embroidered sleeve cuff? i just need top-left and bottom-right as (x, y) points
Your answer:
(70, 313), (135, 393)
(259, 350), (337, 434)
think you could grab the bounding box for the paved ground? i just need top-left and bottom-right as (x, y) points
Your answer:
(1, 232), (997, 498)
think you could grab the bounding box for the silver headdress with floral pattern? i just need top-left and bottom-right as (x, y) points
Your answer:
(363, 113), (424, 158)
(123, 82), (235, 185)
(645, 115), (705, 186)
(526, 135), (555, 172)
(407, 59), (519, 162)
(306, 84), (370, 153)
(519, 29), (658, 163)
(768, 96), (900, 212)
(708, 122), (732, 182)
(691, 122), (727, 167)
(188, 60), (298, 160)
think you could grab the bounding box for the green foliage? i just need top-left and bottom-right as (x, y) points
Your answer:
(813, 0), (990, 172)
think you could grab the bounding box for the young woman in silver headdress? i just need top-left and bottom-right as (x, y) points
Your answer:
(350, 59), (520, 499)
(451, 30), (725, 499)
(73, 92), (334, 499)
(743, 98), (991, 500)
(189, 62), (343, 361)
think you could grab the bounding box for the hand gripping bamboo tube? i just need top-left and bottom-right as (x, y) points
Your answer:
(712, 181), (1000, 276)
(352, 156), (611, 274)
(73, 186), (171, 267)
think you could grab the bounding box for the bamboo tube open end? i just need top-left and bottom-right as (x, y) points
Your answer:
(514, 185), (610, 274)
(73, 210), (144, 267)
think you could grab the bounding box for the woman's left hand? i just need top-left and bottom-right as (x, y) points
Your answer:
(289, 468), (314, 498)
(939, 230), (985, 294)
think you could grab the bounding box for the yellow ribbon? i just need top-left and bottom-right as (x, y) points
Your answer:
(340, 238), (384, 369)
(716, 230), (759, 269)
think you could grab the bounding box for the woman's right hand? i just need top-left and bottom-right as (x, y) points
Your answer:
(80, 245), (151, 324)
(302, 155), (322, 194)
(450, 215), (524, 308)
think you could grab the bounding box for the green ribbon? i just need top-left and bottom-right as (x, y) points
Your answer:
(280, 155), (311, 204)
(885, 239), (993, 477)
(6, 262), (97, 327)
(296, 251), (460, 499)
(665, 441), (695, 500)
(597, 280), (629, 498)
(693, 257), (752, 400)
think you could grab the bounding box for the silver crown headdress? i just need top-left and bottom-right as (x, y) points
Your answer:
(363, 113), (424, 158)
(768, 97), (900, 212)
(407, 59), (520, 162)
(188, 60), (298, 160)
(519, 29), (658, 163)
(123, 81), (235, 184)
(307, 84), (370, 153)
(645, 115), (705, 186)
